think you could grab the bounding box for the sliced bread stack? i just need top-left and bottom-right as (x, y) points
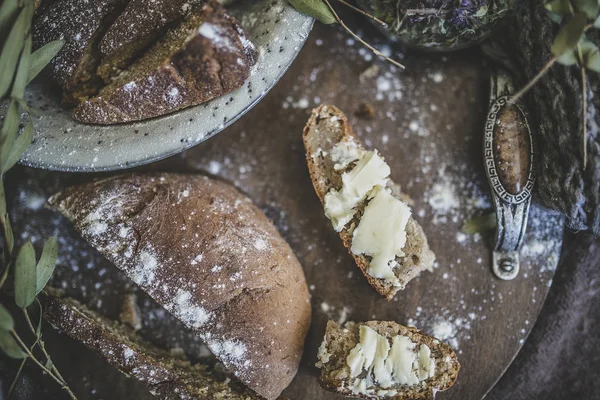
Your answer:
(303, 105), (435, 299)
(33, 0), (256, 123)
(48, 173), (311, 400)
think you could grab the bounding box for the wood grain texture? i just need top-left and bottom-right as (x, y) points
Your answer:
(6, 24), (563, 400)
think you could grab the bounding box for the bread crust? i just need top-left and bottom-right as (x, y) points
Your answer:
(48, 173), (311, 400)
(318, 320), (460, 400)
(302, 105), (435, 300)
(32, 0), (124, 98)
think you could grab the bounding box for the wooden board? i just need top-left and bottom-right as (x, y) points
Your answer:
(7, 24), (564, 400)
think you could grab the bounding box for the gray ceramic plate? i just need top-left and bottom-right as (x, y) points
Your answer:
(19, 0), (313, 172)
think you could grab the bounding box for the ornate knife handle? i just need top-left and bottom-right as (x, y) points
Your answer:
(484, 70), (535, 280)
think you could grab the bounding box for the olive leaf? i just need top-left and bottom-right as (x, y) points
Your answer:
(288, 0), (336, 24)
(28, 40), (64, 84)
(0, 0), (19, 46)
(2, 119), (33, 173)
(557, 49), (579, 65)
(0, 331), (26, 359)
(14, 241), (37, 308)
(35, 300), (42, 337)
(0, 100), (19, 143)
(461, 212), (496, 234)
(594, 14), (600, 28)
(573, 0), (599, 19)
(474, 5), (488, 17)
(545, 0), (572, 16)
(581, 38), (600, 72)
(11, 36), (31, 99)
(0, 304), (14, 331)
(0, 7), (28, 99)
(35, 236), (58, 294)
(551, 13), (588, 57)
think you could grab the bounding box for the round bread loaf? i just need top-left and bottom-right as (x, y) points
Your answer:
(48, 173), (312, 400)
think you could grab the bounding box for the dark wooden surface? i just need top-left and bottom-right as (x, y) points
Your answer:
(6, 24), (564, 400)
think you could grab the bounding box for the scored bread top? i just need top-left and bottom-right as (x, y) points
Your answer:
(317, 320), (460, 400)
(97, 0), (208, 80)
(41, 289), (263, 400)
(47, 173), (311, 400)
(73, 1), (257, 124)
(302, 105), (435, 299)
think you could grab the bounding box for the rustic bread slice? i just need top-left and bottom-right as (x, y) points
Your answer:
(73, 1), (257, 124)
(47, 173), (311, 400)
(316, 320), (460, 400)
(97, 0), (208, 81)
(32, 0), (126, 102)
(41, 289), (263, 400)
(302, 105), (435, 300)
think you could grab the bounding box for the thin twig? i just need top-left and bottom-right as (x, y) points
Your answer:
(577, 44), (588, 170)
(333, 0), (387, 26)
(323, 0), (406, 69)
(404, 8), (444, 16)
(22, 307), (66, 382)
(10, 331), (78, 400)
(509, 57), (557, 104)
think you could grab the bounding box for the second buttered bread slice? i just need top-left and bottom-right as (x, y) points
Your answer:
(303, 105), (435, 300)
(48, 173), (311, 400)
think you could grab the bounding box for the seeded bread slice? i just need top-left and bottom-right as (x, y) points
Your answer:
(47, 173), (311, 400)
(32, 0), (125, 102)
(73, 1), (257, 124)
(302, 105), (435, 299)
(97, 0), (208, 81)
(41, 289), (262, 400)
(317, 320), (460, 400)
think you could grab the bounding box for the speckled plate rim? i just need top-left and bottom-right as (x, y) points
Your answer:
(19, 2), (314, 173)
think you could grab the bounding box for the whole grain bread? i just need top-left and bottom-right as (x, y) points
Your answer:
(41, 289), (262, 400)
(32, 0), (125, 102)
(317, 320), (460, 400)
(47, 173), (311, 400)
(97, 0), (208, 81)
(73, 1), (257, 124)
(302, 105), (435, 300)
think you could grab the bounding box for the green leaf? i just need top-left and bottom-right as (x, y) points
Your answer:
(556, 50), (579, 65)
(0, 7), (28, 99)
(35, 236), (57, 294)
(573, 0), (599, 19)
(0, 304), (14, 331)
(28, 40), (64, 83)
(595, 14), (600, 28)
(45, 357), (53, 370)
(461, 212), (496, 234)
(1, 100), (19, 143)
(0, 0), (18, 43)
(551, 13), (588, 57)
(3, 217), (14, 256)
(2, 118), (33, 173)
(288, 0), (336, 24)
(545, 0), (572, 15)
(474, 5), (488, 17)
(0, 331), (26, 359)
(11, 35), (31, 99)
(581, 38), (600, 72)
(14, 241), (37, 308)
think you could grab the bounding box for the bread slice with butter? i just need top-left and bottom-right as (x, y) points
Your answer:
(316, 320), (460, 399)
(302, 105), (435, 299)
